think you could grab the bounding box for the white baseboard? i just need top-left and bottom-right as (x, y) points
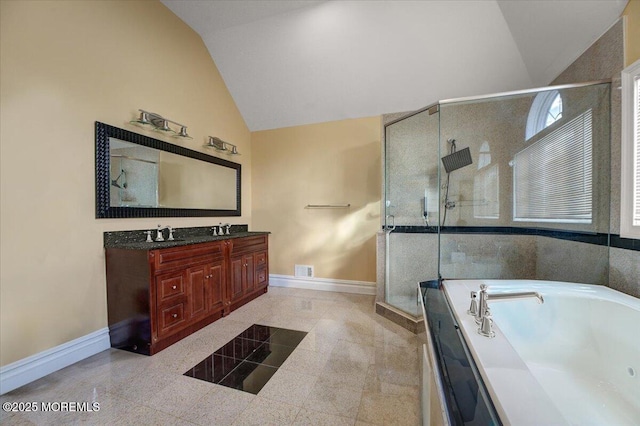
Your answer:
(269, 274), (376, 295)
(0, 327), (111, 395)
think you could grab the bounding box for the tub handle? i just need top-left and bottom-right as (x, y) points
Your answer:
(478, 313), (495, 338)
(467, 291), (478, 316)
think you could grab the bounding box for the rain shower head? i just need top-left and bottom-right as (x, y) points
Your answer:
(441, 147), (472, 173)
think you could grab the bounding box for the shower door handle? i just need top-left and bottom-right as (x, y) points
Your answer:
(385, 215), (396, 232)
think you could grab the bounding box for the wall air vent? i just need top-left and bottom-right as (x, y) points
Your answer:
(294, 264), (314, 278)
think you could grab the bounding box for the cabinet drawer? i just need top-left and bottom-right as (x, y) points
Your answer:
(153, 242), (224, 271)
(231, 236), (267, 254)
(255, 251), (267, 267)
(257, 269), (268, 285)
(156, 273), (185, 302)
(158, 302), (187, 336)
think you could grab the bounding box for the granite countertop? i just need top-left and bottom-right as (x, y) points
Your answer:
(104, 225), (269, 250)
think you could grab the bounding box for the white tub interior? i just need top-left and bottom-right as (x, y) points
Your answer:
(443, 279), (640, 426)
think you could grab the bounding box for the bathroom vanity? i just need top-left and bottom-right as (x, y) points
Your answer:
(105, 231), (269, 355)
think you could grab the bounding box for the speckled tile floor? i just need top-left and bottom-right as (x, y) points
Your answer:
(0, 287), (421, 425)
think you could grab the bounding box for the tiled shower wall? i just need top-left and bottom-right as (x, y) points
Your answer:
(551, 19), (639, 297)
(610, 248), (640, 297)
(379, 18), (639, 310)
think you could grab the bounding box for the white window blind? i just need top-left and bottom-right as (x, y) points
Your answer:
(634, 75), (640, 226)
(513, 109), (592, 223)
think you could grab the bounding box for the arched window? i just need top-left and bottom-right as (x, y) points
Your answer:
(525, 90), (563, 140)
(474, 141), (499, 219)
(477, 141), (491, 169)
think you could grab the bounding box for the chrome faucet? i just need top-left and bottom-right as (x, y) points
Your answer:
(472, 284), (544, 338)
(213, 223), (231, 236)
(156, 225), (174, 241)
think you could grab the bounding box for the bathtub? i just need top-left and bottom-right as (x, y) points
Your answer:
(443, 279), (640, 425)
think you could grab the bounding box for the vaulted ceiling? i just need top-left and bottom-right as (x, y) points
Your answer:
(162, 0), (627, 131)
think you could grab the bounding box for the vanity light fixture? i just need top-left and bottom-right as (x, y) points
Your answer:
(206, 136), (240, 155)
(129, 109), (192, 139)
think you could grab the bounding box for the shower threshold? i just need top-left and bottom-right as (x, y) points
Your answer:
(375, 301), (425, 334)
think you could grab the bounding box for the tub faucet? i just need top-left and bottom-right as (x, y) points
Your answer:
(474, 284), (544, 338)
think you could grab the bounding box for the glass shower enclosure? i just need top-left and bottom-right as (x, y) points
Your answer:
(383, 81), (611, 318)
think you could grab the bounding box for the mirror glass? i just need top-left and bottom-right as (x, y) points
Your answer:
(96, 122), (241, 218)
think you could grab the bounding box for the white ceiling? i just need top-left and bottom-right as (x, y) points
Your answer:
(162, 0), (627, 131)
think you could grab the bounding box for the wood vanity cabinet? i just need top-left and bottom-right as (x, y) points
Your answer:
(105, 235), (268, 355)
(228, 235), (269, 311)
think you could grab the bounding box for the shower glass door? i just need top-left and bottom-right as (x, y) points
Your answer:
(384, 107), (440, 316)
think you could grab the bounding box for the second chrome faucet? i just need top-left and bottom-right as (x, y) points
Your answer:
(212, 223), (231, 236)
(155, 224), (174, 242)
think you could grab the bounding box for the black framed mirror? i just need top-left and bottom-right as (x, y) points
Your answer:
(96, 121), (241, 218)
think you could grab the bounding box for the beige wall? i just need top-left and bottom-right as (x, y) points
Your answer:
(0, 1), (251, 366)
(624, 0), (640, 65)
(251, 118), (381, 282)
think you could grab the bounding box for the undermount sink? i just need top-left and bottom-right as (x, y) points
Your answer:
(154, 239), (186, 243)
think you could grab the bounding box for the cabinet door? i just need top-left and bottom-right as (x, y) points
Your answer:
(187, 265), (208, 320)
(207, 261), (225, 314)
(244, 254), (255, 293)
(230, 256), (244, 300)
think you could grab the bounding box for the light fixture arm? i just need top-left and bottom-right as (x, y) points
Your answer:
(206, 136), (240, 155)
(140, 110), (186, 128)
(130, 109), (192, 139)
